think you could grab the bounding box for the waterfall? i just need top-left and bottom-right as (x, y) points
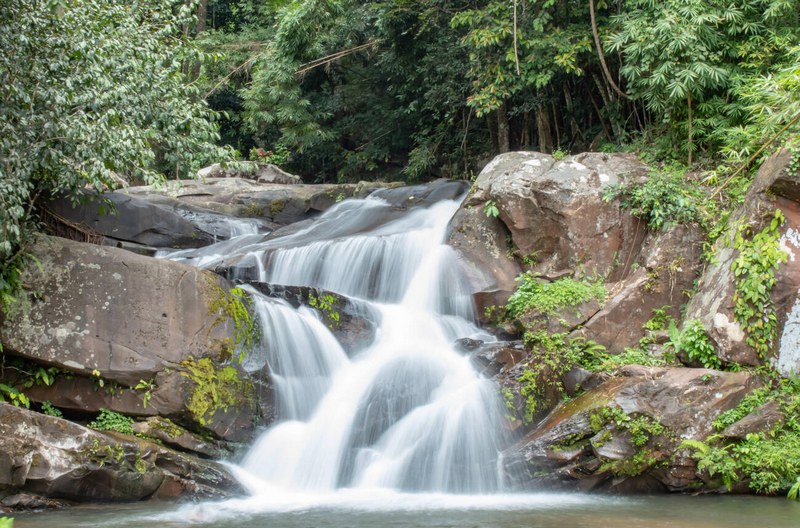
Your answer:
(163, 192), (509, 495)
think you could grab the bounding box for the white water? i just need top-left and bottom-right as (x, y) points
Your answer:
(164, 193), (509, 497)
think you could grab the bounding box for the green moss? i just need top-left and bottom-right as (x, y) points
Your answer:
(308, 293), (341, 328)
(269, 199), (286, 217)
(180, 357), (255, 427)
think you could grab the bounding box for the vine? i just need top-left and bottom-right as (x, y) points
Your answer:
(731, 209), (788, 359)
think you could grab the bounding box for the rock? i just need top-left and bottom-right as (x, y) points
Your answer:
(446, 205), (521, 318)
(45, 191), (216, 249)
(720, 400), (785, 440)
(0, 235), (258, 442)
(1, 492), (71, 511)
(466, 151), (649, 279)
(131, 417), (228, 459)
(685, 149), (800, 373)
(124, 178), (404, 226)
(247, 283), (378, 354)
(459, 340), (527, 377)
(0, 403), (242, 503)
(576, 224), (703, 353)
(504, 367), (759, 492)
(370, 179), (470, 208)
(198, 161), (302, 185)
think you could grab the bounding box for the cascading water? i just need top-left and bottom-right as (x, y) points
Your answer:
(162, 192), (510, 497)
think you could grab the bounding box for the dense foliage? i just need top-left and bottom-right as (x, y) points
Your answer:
(0, 0), (228, 307)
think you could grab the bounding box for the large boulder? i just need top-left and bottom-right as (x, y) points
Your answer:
(0, 235), (259, 442)
(503, 366), (759, 492)
(464, 151), (649, 279)
(685, 149), (800, 373)
(124, 178), (402, 226)
(45, 191), (216, 250)
(0, 403), (242, 503)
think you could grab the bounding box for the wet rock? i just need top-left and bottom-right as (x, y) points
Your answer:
(459, 340), (527, 377)
(0, 235), (258, 442)
(0, 403), (242, 503)
(124, 178), (404, 227)
(132, 417), (228, 459)
(247, 283), (378, 354)
(45, 191), (215, 249)
(446, 205), (521, 319)
(371, 179), (470, 209)
(0, 492), (71, 511)
(504, 367), (759, 492)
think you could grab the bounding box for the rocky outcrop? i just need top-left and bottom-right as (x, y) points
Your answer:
(576, 225), (704, 353)
(461, 151), (649, 279)
(503, 366), (759, 492)
(0, 403), (241, 504)
(685, 149), (800, 373)
(124, 178), (402, 226)
(451, 151), (703, 351)
(45, 191), (216, 250)
(198, 161), (302, 184)
(0, 235), (259, 443)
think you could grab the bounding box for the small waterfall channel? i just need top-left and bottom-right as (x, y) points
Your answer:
(161, 190), (510, 499)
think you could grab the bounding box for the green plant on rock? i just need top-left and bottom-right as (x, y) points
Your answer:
(0, 517), (13, 528)
(684, 379), (800, 496)
(88, 408), (135, 436)
(731, 209), (788, 359)
(602, 165), (710, 230)
(513, 331), (608, 424)
(483, 200), (500, 218)
(590, 405), (672, 477)
(309, 294), (341, 328)
(180, 357), (254, 427)
(668, 319), (720, 369)
(0, 383), (29, 408)
(41, 400), (62, 418)
(506, 273), (606, 319)
(209, 284), (258, 362)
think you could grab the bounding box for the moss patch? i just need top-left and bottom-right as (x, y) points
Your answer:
(180, 357), (255, 427)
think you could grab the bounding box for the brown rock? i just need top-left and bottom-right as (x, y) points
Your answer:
(466, 151), (649, 279)
(0, 235), (259, 442)
(720, 400), (785, 440)
(446, 205), (521, 318)
(503, 367), (759, 492)
(577, 224), (703, 353)
(0, 403), (241, 503)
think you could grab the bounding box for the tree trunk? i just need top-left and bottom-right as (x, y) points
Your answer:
(536, 106), (553, 154)
(497, 102), (511, 153)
